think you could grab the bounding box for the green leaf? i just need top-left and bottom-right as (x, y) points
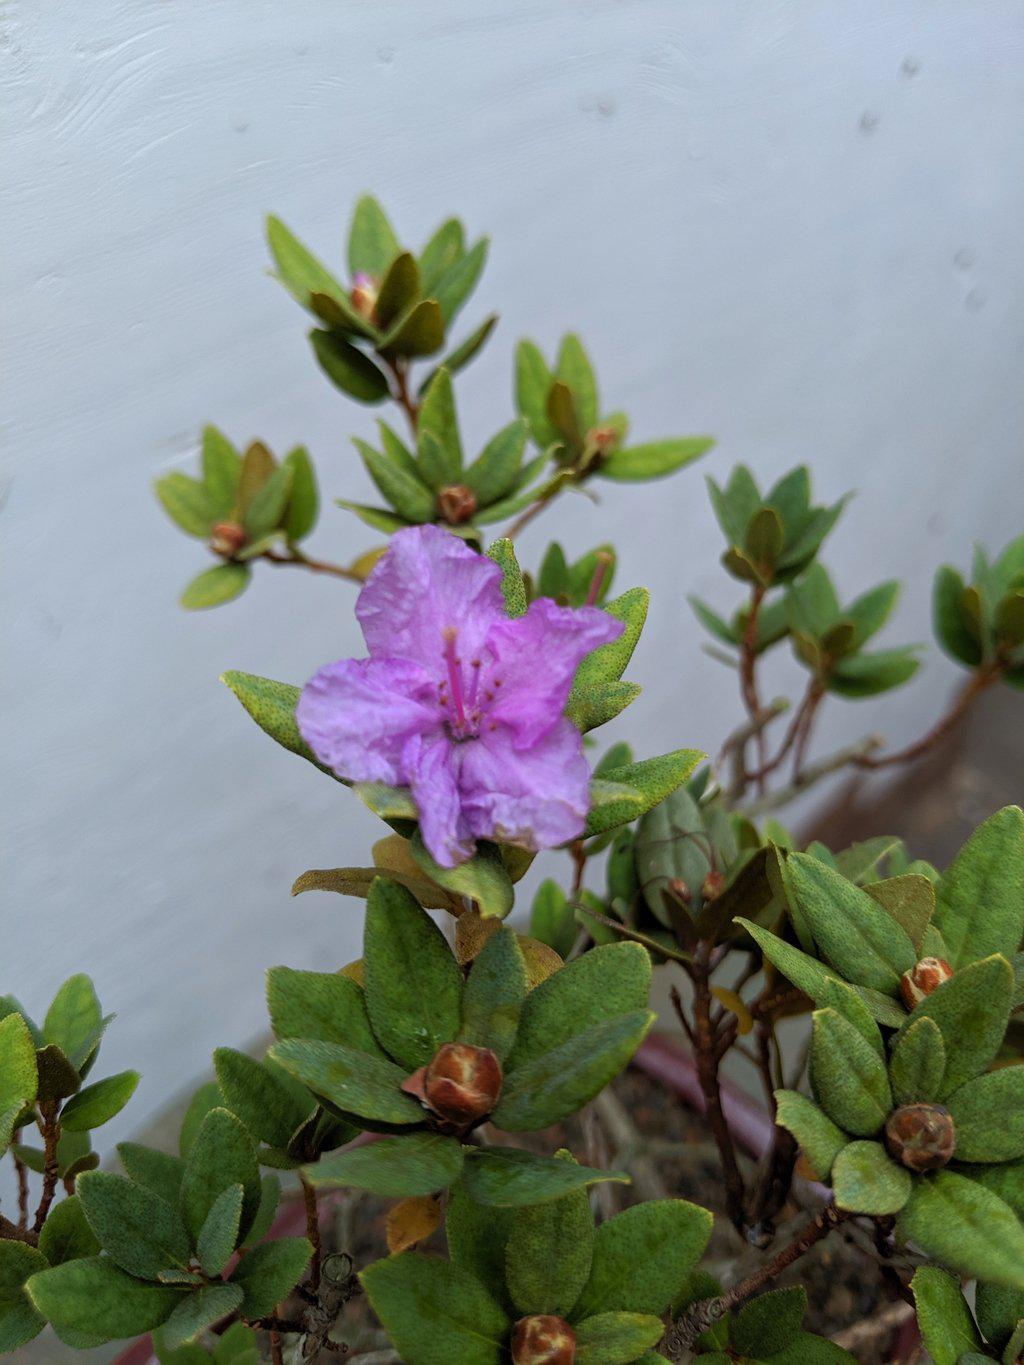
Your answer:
(933, 806), (1024, 968)
(459, 1147), (629, 1208)
(897, 1171), (1024, 1288)
(707, 466), (761, 544)
(409, 834), (514, 919)
(265, 966), (380, 1054)
(774, 1090), (848, 1181)
(487, 537), (528, 617)
(270, 1037), (420, 1125)
(0, 1013), (37, 1135)
(179, 1082), (222, 1159)
(831, 1140), (912, 1214)
(460, 926), (527, 1062)
(282, 445), (318, 542)
(27, 1254), (183, 1343)
(155, 472), (216, 537)
(492, 1009), (654, 1131)
(179, 1108), (261, 1245)
(348, 196), (401, 278)
(266, 215), (353, 314)
(975, 1280), (1024, 1354)
(117, 1144), (184, 1207)
(585, 750), (705, 838)
(516, 339), (557, 447)
(745, 505), (785, 570)
(230, 1236), (312, 1320)
(180, 563), (250, 611)
(236, 441), (275, 513)
(433, 236), (489, 325)
(337, 499), (409, 533)
(865, 874), (935, 953)
(161, 1284), (243, 1351)
(829, 647), (921, 698)
(933, 565), (983, 666)
(418, 368), (463, 486)
(571, 587), (648, 697)
(910, 1266), (982, 1365)
(506, 1156), (594, 1317)
(0, 1242), (47, 1352)
(35, 1043), (81, 1102)
(363, 876), (463, 1070)
(221, 670), (331, 775)
(732, 1286), (807, 1357)
(76, 1170), (190, 1279)
(809, 1008), (891, 1136)
(61, 1070), (140, 1132)
(574, 1198), (713, 1320)
(688, 596), (738, 647)
(200, 424), (241, 514)
(555, 333), (598, 428)
(309, 329), (389, 402)
(361, 1251), (508, 1365)
(422, 312), (498, 388)
(375, 251), (421, 329)
(464, 419), (527, 505)
(574, 1311), (664, 1363)
(44, 975), (102, 1069)
(195, 1183), (244, 1277)
(307, 1132), (463, 1197)
(509, 942), (651, 1070)
(600, 436), (714, 481)
(889, 1016), (945, 1105)
(786, 852), (916, 994)
(946, 1068), (1024, 1162)
(846, 580), (900, 648)
(213, 1049), (313, 1151)
(898, 954), (1013, 1098)
(378, 297), (445, 357)
(445, 1182), (513, 1309)
(529, 878), (575, 959)
(37, 1194), (100, 1266)
(242, 458), (292, 538)
(419, 218), (465, 292)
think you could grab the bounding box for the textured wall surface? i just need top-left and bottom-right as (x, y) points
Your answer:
(5, 2), (1024, 1145)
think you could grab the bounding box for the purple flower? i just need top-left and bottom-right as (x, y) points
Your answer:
(297, 525), (624, 867)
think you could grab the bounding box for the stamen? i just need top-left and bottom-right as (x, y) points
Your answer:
(466, 657), (482, 708)
(442, 627), (468, 732)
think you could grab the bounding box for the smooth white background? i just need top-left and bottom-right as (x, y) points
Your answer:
(5, 2), (1024, 1146)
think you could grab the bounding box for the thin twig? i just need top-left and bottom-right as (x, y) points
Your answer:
(738, 584), (768, 795)
(33, 1103), (60, 1233)
(0, 1212), (38, 1246)
(14, 1143), (29, 1230)
(740, 736), (884, 815)
(591, 1089), (670, 1202)
(387, 359), (420, 435)
(662, 1203), (847, 1358)
(506, 490), (560, 541)
(262, 548), (362, 583)
(830, 1298), (914, 1351)
(300, 1172), (322, 1294)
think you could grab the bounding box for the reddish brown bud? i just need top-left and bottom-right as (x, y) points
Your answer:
(422, 1042), (502, 1125)
(512, 1315), (577, 1365)
(437, 484), (478, 526)
(667, 877), (692, 905)
(210, 521), (247, 557)
(900, 957), (953, 1010)
(350, 271), (379, 322)
(701, 870), (726, 902)
(885, 1103), (956, 1172)
(588, 425), (620, 458)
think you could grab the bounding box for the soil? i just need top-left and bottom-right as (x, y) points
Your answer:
(306, 1065), (902, 1363)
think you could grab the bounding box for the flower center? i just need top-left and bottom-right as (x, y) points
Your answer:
(440, 628), (498, 740)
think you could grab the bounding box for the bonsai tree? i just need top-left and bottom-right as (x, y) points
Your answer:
(3, 194), (1023, 1364)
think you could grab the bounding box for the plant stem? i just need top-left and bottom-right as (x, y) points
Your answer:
(506, 490), (558, 541)
(0, 1212), (38, 1246)
(388, 360), (420, 435)
(740, 735), (883, 815)
(675, 953), (746, 1232)
(33, 1103), (60, 1232)
(584, 550), (614, 606)
(14, 1142), (29, 1229)
(790, 680), (825, 783)
(300, 1172), (323, 1294)
(854, 664), (1002, 769)
(262, 548), (362, 583)
(738, 584), (768, 794)
(662, 1202), (847, 1357)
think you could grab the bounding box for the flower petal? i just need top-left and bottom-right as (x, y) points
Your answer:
(484, 598), (624, 746)
(403, 731), (474, 868)
(458, 718), (592, 851)
(357, 525), (505, 675)
(297, 657), (438, 785)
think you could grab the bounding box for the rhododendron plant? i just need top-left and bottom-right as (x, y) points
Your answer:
(6, 194), (1024, 1365)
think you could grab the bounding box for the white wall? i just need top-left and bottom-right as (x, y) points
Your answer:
(5, 1), (1024, 1146)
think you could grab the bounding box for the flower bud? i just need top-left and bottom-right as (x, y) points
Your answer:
(511, 1315), (577, 1365)
(588, 425), (620, 458)
(885, 1103), (956, 1172)
(900, 957), (953, 1010)
(210, 521), (247, 557)
(437, 484), (478, 526)
(701, 870), (726, 902)
(423, 1042), (502, 1125)
(350, 271), (379, 322)
(667, 877), (692, 906)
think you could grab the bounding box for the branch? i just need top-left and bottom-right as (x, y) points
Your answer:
(661, 1202), (847, 1358)
(738, 584), (768, 794)
(853, 665), (1002, 769)
(740, 735), (884, 815)
(33, 1103), (60, 1232)
(0, 1212), (38, 1246)
(506, 489), (561, 541)
(300, 1172), (322, 1294)
(386, 359), (420, 436)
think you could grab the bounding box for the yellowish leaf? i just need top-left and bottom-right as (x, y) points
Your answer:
(455, 910), (500, 965)
(386, 1194), (441, 1254)
(711, 986), (754, 1035)
(340, 958), (364, 986)
(517, 935), (564, 989)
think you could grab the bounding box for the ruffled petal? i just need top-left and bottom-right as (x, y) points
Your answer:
(297, 656), (439, 785)
(403, 731), (474, 868)
(483, 598), (624, 746)
(457, 718), (592, 851)
(357, 525), (506, 675)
